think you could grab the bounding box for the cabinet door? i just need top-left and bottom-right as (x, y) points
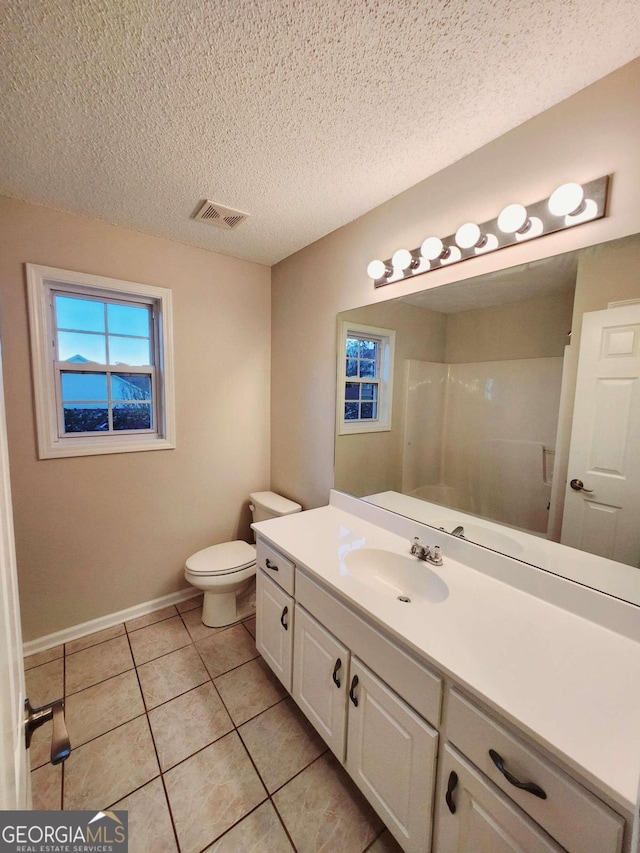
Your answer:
(256, 569), (294, 691)
(346, 657), (438, 853)
(292, 606), (349, 761)
(434, 745), (564, 853)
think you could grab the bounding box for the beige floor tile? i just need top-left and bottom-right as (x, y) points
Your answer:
(273, 752), (383, 853)
(114, 777), (178, 853)
(366, 830), (404, 852)
(164, 731), (266, 853)
(181, 606), (228, 643)
(65, 624), (126, 655)
(196, 624), (258, 679)
(65, 670), (145, 747)
(149, 682), (233, 770)
(137, 644), (209, 709)
(205, 801), (294, 852)
(25, 658), (64, 707)
(125, 605), (178, 633)
(63, 716), (159, 810)
(128, 615), (191, 665)
(30, 720), (53, 770)
(215, 657), (287, 725)
(31, 763), (62, 810)
(176, 594), (203, 613)
(240, 698), (326, 793)
(243, 616), (256, 638)
(66, 635), (134, 695)
(24, 644), (64, 671)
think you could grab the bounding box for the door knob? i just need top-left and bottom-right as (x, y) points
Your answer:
(570, 478), (594, 493)
(25, 697), (71, 765)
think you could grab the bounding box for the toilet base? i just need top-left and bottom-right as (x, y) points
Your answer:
(201, 577), (255, 628)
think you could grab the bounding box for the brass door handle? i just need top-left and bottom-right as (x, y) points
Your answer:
(25, 698), (71, 765)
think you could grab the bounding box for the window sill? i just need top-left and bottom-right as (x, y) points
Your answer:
(338, 422), (391, 436)
(38, 435), (176, 460)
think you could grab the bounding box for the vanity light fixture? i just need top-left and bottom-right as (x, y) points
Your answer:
(366, 259), (393, 280)
(367, 175), (609, 286)
(391, 248), (420, 272)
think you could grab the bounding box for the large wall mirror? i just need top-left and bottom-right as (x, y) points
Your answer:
(335, 232), (640, 606)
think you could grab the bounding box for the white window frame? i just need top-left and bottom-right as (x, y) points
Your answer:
(337, 320), (395, 435)
(27, 264), (176, 459)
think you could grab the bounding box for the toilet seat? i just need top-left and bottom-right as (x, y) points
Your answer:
(185, 540), (256, 577)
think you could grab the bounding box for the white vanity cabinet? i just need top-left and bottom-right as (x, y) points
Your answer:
(292, 605), (350, 760)
(434, 745), (565, 853)
(435, 690), (625, 853)
(346, 657), (438, 853)
(291, 605), (439, 853)
(255, 540), (298, 690)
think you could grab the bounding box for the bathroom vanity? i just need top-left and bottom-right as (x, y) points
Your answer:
(253, 491), (640, 853)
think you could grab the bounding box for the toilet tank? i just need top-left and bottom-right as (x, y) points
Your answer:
(249, 491), (302, 523)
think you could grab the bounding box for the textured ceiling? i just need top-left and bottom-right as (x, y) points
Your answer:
(1, 1), (639, 266)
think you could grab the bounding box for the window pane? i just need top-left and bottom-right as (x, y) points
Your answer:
(61, 372), (108, 402)
(107, 303), (150, 337)
(359, 360), (376, 378)
(63, 404), (109, 432)
(361, 402), (377, 419)
(359, 340), (377, 359)
(108, 336), (151, 366)
(361, 383), (377, 401)
(346, 358), (358, 377)
(55, 296), (105, 333)
(346, 338), (359, 358)
(344, 402), (359, 420)
(345, 382), (360, 401)
(58, 331), (106, 363)
(113, 404), (152, 431)
(112, 374), (152, 401)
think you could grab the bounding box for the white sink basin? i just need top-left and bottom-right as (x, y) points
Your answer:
(345, 548), (449, 604)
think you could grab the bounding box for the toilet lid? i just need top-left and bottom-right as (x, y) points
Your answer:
(185, 541), (256, 576)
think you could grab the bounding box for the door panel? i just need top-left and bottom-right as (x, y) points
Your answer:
(562, 305), (640, 566)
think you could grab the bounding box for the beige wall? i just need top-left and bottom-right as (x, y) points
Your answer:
(272, 59), (640, 511)
(445, 292), (574, 363)
(0, 197), (270, 640)
(335, 301), (446, 496)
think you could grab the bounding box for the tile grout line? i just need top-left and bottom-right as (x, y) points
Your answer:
(125, 621), (183, 853)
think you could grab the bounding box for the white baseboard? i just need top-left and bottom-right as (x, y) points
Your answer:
(23, 588), (201, 657)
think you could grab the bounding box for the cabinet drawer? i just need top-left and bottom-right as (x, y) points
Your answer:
(296, 570), (442, 726)
(446, 690), (624, 853)
(256, 539), (295, 594)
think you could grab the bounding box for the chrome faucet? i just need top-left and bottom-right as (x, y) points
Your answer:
(410, 537), (443, 566)
(451, 525), (465, 538)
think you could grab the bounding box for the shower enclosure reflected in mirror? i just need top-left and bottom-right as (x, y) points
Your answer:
(334, 232), (640, 605)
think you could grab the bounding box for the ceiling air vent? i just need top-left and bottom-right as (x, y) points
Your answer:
(193, 199), (249, 230)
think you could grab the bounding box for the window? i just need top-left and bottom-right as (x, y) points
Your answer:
(337, 321), (395, 434)
(27, 264), (175, 458)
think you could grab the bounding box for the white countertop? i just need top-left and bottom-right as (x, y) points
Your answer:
(253, 497), (640, 814)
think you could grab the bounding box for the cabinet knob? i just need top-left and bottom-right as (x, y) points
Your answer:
(488, 749), (547, 799)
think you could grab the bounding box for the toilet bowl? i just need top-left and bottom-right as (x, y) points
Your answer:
(184, 491), (301, 627)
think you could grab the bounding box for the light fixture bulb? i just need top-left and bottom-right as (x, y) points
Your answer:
(455, 222), (485, 250)
(420, 236), (449, 262)
(515, 216), (544, 241)
(548, 182), (585, 217)
(392, 249), (414, 271)
(497, 203), (529, 234)
(367, 259), (391, 280)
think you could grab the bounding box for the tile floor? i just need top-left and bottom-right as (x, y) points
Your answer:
(25, 590), (402, 853)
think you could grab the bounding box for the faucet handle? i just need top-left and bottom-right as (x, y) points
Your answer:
(428, 545), (443, 566)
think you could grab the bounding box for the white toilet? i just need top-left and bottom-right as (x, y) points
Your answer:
(184, 491), (302, 627)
